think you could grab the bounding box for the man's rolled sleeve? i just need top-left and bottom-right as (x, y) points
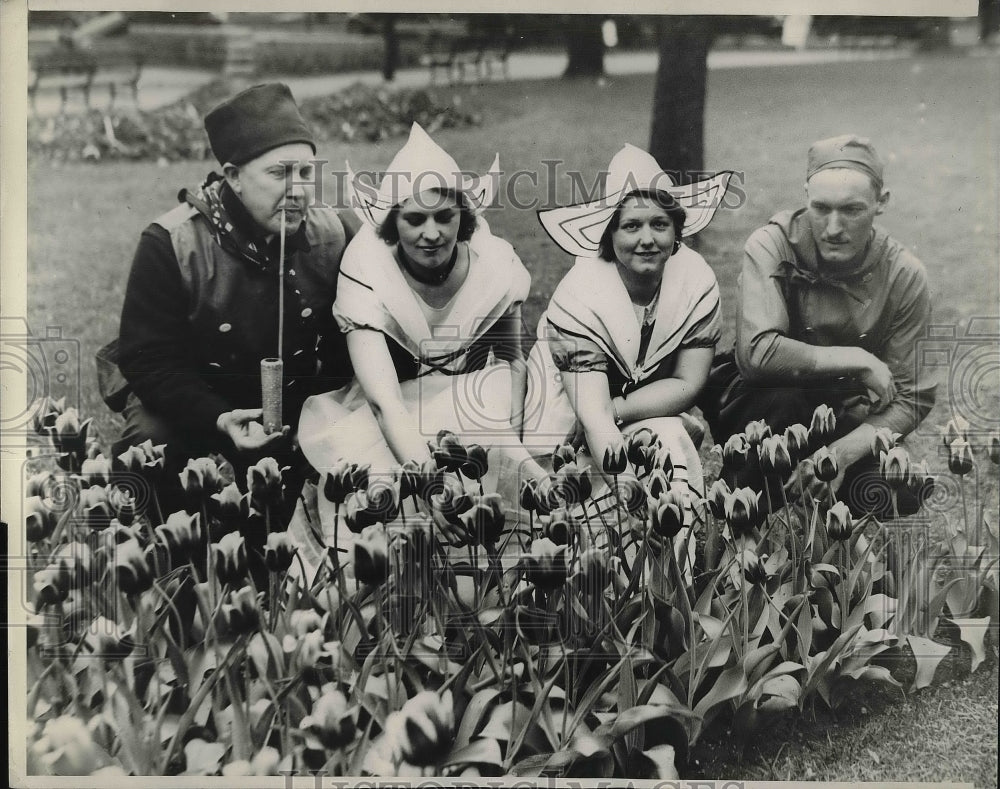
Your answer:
(865, 259), (936, 435)
(735, 228), (824, 384)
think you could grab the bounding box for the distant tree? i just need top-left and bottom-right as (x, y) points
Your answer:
(382, 13), (399, 82)
(648, 15), (715, 183)
(563, 15), (605, 78)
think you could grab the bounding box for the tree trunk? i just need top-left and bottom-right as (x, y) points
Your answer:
(382, 14), (399, 82)
(563, 15), (605, 78)
(648, 16), (714, 183)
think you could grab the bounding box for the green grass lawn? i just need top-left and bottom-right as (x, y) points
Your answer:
(26, 52), (999, 784)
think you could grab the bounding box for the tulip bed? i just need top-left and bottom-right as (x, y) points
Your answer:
(21, 392), (1000, 778)
(27, 81), (482, 163)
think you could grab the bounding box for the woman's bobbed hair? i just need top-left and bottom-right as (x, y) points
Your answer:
(377, 188), (479, 245)
(597, 189), (687, 262)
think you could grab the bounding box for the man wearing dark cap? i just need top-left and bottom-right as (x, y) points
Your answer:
(701, 134), (935, 510)
(110, 83), (357, 481)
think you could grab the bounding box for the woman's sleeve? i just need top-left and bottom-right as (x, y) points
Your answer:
(545, 318), (610, 374)
(678, 259), (723, 350)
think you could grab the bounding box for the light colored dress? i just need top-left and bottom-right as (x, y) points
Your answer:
(290, 223), (532, 577)
(523, 243), (722, 501)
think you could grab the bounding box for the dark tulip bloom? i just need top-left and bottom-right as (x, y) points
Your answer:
(551, 443), (577, 472)
(744, 419), (772, 448)
(519, 478), (539, 512)
(214, 532), (248, 587)
(247, 457), (285, 509)
(809, 404), (836, 444)
(706, 478), (731, 519)
(724, 487), (763, 538)
(942, 416), (970, 449)
(397, 459), (422, 500)
(33, 563), (71, 606)
(155, 510), (203, 563)
(722, 433), (750, 474)
(602, 443), (628, 476)
(322, 460), (353, 505)
(624, 427), (656, 467)
(115, 538), (154, 595)
(869, 427), (900, 460)
(812, 446), (840, 483)
(651, 490), (686, 539)
(458, 493), (505, 546)
(25, 496), (57, 543)
(364, 478), (401, 524)
(459, 443), (489, 481)
(303, 690), (355, 750)
(948, 438), (974, 477)
(352, 525), (389, 587)
(264, 531), (297, 573)
(218, 585), (261, 636)
(880, 446), (911, 489)
(760, 435), (793, 478)
(783, 423), (810, 465)
(542, 507), (574, 545)
(523, 537), (568, 589)
(389, 690), (455, 767)
(988, 433), (1000, 466)
(432, 432), (467, 473)
(80, 485), (113, 531)
(825, 501), (854, 542)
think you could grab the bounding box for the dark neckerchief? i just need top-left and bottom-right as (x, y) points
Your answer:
(396, 243), (459, 286)
(179, 173), (310, 273)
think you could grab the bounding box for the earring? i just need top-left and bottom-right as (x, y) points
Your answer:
(672, 240), (681, 254)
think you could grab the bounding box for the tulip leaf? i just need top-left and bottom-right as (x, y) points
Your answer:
(951, 616), (991, 672)
(801, 623), (862, 704)
(946, 577), (981, 619)
(693, 664), (748, 725)
(455, 688), (500, 749)
(509, 752), (556, 776)
(743, 643), (781, 688)
(905, 635), (951, 690)
(182, 738), (225, 776)
(444, 737), (503, 768)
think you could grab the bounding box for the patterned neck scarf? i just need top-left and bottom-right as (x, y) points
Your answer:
(179, 173), (310, 273)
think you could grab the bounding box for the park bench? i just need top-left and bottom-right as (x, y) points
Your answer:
(29, 45), (144, 113)
(420, 32), (511, 85)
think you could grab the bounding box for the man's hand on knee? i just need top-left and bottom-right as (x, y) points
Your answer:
(856, 351), (896, 413)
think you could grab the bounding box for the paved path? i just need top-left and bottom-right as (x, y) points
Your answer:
(29, 42), (996, 117)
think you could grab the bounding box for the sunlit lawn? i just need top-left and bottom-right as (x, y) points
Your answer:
(26, 52), (1000, 785)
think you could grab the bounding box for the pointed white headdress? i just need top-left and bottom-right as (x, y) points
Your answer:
(537, 144), (734, 258)
(346, 122), (500, 228)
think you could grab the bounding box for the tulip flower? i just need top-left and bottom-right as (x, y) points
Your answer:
(156, 510), (203, 562)
(783, 423), (811, 465)
(218, 585), (261, 636)
(724, 487), (763, 538)
(179, 457), (221, 507)
(33, 563), (71, 606)
(322, 459), (354, 505)
(615, 473), (647, 515)
(389, 690), (455, 767)
(80, 485), (113, 530)
(414, 459), (444, 504)
(533, 477), (559, 515)
(744, 419), (772, 447)
(302, 689), (356, 750)
(290, 629), (326, 672)
(722, 433), (750, 474)
(432, 430), (467, 472)
(812, 446), (840, 483)
(736, 548), (768, 586)
(880, 446), (912, 489)
(115, 445), (147, 475)
(870, 427), (900, 460)
(289, 608), (325, 637)
(948, 438), (974, 476)
(519, 478), (539, 512)
(651, 490), (687, 539)
(250, 747), (281, 776)
(459, 443), (489, 480)
(809, 404), (837, 444)
(365, 478), (401, 523)
(211, 482), (250, 526)
(573, 547), (610, 594)
(942, 415), (970, 449)
(553, 461), (593, 505)
(47, 408), (93, 465)
(646, 467), (673, 500)
(352, 524), (389, 586)
(79, 455), (112, 488)
(32, 714), (106, 775)
(396, 459), (423, 500)
(349, 462), (371, 492)
(602, 442), (628, 475)
(247, 457), (286, 509)
(429, 475), (473, 525)
(114, 538), (154, 595)
(706, 478), (731, 519)
(264, 531), (297, 572)
(343, 490), (378, 534)
(107, 485), (137, 526)
(459, 493), (505, 546)
(214, 532), (248, 587)
(542, 507), (574, 545)
(825, 501), (854, 542)
(25, 496), (57, 543)
(625, 427), (657, 465)
(551, 443), (577, 472)
(30, 395), (66, 435)
(523, 537), (568, 589)
(82, 616), (133, 661)
(760, 434), (793, 478)
(989, 433), (1000, 465)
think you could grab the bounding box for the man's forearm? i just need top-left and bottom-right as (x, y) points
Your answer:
(739, 332), (871, 384)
